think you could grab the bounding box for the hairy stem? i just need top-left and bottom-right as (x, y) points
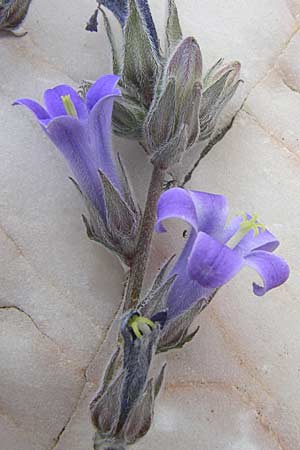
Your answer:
(124, 166), (165, 311)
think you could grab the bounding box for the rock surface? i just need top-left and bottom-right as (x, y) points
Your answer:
(0, 0), (299, 449)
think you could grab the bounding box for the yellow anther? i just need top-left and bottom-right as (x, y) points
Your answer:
(240, 212), (266, 237)
(61, 95), (77, 117)
(128, 315), (155, 339)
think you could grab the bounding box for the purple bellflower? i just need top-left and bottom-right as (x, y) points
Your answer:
(149, 187), (289, 352)
(14, 75), (140, 264)
(156, 187), (290, 319)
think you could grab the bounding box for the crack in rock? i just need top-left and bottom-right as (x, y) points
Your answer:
(0, 305), (63, 352)
(242, 108), (300, 160)
(281, 76), (300, 94)
(48, 300), (124, 450)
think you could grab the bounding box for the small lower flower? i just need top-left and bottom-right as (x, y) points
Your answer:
(90, 311), (165, 449)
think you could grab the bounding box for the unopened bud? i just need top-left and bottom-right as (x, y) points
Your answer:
(199, 59), (241, 140)
(145, 37), (202, 169)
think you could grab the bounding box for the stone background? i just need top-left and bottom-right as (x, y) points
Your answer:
(0, 0), (299, 449)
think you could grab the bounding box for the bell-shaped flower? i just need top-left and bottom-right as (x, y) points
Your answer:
(14, 75), (140, 264)
(156, 187), (290, 318)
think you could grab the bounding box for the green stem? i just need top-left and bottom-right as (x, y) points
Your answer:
(123, 166), (165, 311)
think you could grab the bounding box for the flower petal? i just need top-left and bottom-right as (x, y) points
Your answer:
(188, 231), (244, 288)
(221, 215), (243, 243)
(46, 116), (105, 216)
(155, 188), (199, 233)
(44, 85), (88, 120)
(189, 190), (228, 237)
(88, 93), (122, 192)
(86, 74), (120, 112)
(166, 231), (212, 317)
(99, 0), (128, 26)
(235, 227), (279, 256)
(155, 188), (228, 236)
(244, 250), (290, 296)
(13, 98), (50, 125)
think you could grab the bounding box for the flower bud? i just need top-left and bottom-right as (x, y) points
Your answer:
(89, 0), (240, 148)
(0, 0), (32, 36)
(145, 37), (202, 169)
(199, 59), (241, 140)
(91, 311), (166, 449)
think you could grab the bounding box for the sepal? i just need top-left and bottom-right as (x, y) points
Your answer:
(157, 296), (209, 353)
(165, 0), (183, 53)
(112, 95), (147, 139)
(199, 60), (241, 140)
(122, 0), (160, 108)
(99, 7), (122, 74)
(70, 168), (140, 266)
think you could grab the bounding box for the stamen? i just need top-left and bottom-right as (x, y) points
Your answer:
(227, 212), (266, 249)
(128, 315), (155, 339)
(240, 212), (266, 237)
(61, 95), (77, 117)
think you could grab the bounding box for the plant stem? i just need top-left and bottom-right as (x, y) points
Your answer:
(123, 166), (165, 311)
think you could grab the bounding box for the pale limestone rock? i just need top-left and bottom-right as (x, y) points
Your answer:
(1, 0), (300, 449)
(0, 308), (84, 450)
(244, 70), (300, 156)
(278, 30), (300, 92)
(286, 0), (300, 21)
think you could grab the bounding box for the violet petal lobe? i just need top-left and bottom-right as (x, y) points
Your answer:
(189, 190), (228, 237)
(136, 0), (159, 52)
(155, 188), (228, 237)
(220, 215), (243, 243)
(44, 85), (88, 120)
(187, 231), (244, 288)
(99, 0), (159, 51)
(13, 98), (50, 124)
(155, 187), (199, 233)
(244, 250), (290, 296)
(99, 0), (128, 26)
(88, 93), (122, 193)
(86, 74), (120, 111)
(46, 116), (105, 215)
(167, 231), (212, 317)
(235, 227), (279, 256)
